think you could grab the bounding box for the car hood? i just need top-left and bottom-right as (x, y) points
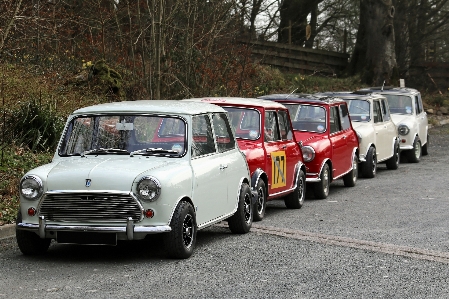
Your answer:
(46, 157), (176, 191)
(390, 114), (413, 126)
(351, 122), (373, 135)
(351, 121), (369, 130)
(294, 131), (326, 145)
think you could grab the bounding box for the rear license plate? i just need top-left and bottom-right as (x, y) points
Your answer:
(57, 231), (117, 246)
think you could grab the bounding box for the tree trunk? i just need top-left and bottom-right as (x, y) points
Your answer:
(348, 0), (398, 86)
(392, 0), (409, 76)
(278, 0), (323, 46)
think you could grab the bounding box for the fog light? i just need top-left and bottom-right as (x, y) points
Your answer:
(144, 209), (154, 218)
(27, 207), (36, 216)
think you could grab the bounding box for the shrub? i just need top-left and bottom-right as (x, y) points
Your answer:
(5, 99), (65, 152)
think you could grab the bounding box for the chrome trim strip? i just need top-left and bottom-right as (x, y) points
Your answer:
(197, 211), (235, 230)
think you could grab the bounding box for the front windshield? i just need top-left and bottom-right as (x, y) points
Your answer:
(343, 99), (371, 122)
(221, 107), (261, 140)
(59, 115), (187, 157)
(384, 95), (413, 115)
(284, 104), (326, 133)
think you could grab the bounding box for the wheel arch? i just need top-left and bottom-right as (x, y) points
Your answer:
(251, 168), (268, 194)
(168, 195), (195, 225)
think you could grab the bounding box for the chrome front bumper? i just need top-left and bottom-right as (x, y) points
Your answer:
(17, 216), (171, 241)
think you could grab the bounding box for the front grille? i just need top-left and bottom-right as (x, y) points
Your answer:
(39, 192), (143, 223)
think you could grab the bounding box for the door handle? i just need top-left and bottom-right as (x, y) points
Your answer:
(219, 164), (228, 170)
(282, 145), (287, 149)
(343, 135), (346, 139)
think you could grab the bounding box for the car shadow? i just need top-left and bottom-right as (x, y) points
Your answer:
(14, 225), (238, 262)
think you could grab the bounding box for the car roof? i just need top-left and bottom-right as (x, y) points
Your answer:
(359, 86), (420, 95)
(314, 91), (386, 101)
(258, 94), (345, 105)
(72, 100), (227, 115)
(184, 97), (287, 109)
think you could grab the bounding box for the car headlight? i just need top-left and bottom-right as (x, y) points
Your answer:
(398, 124), (410, 136)
(137, 176), (161, 202)
(302, 146), (315, 162)
(20, 175), (44, 200)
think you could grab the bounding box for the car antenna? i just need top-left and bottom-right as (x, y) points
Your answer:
(285, 88), (298, 99)
(381, 80), (385, 91)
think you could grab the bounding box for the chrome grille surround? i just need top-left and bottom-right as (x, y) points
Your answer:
(38, 191), (144, 223)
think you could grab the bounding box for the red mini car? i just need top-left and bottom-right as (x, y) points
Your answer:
(184, 97), (306, 221)
(259, 94), (359, 199)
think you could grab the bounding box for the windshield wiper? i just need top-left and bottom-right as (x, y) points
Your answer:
(130, 147), (180, 157)
(81, 148), (130, 157)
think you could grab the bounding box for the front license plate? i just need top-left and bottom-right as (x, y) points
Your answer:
(57, 232), (117, 246)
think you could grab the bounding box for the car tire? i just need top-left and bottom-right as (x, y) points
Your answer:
(313, 164), (330, 199)
(164, 201), (197, 259)
(361, 146), (377, 178)
(228, 183), (252, 234)
(406, 137), (421, 163)
(253, 179), (266, 222)
(386, 141), (400, 170)
(284, 170), (306, 209)
(343, 155), (358, 187)
(422, 134), (429, 156)
(16, 211), (51, 255)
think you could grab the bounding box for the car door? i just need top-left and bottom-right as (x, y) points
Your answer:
(211, 112), (243, 212)
(372, 99), (389, 161)
(378, 97), (397, 160)
(277, 109), (302, 190)
(415, 93), (428, 144)
(190, 114), (227, 225)
(329, 105), (347, 178)
(264, 110), (291, 197)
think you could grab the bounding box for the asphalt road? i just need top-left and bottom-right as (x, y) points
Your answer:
(1, 124), (449, 299)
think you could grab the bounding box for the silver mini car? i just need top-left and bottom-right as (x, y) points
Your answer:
(16, 100), (253, 259)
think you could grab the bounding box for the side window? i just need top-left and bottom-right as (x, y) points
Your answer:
(191, 114), (215, 157)
(373, 101), (382, 123)
(212, 113), (236, 153)
(416, 94), (423, 114)
(277, 110), (293, 140)
(264, 111), (281, 142)
(380, 99), (391, 121)
(329, 106), (342, 134)
(339, 104), (351, 130)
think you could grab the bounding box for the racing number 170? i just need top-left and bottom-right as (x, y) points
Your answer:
(271, 151), (286, 189)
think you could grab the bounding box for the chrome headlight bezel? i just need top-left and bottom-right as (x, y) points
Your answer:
(20, 175), (44, 200)
(136, 176), (161, 202)
(398, 124), (410, 136)
(302, 146), (316, 162)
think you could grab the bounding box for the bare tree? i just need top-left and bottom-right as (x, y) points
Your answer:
(0, 0), (23, 54)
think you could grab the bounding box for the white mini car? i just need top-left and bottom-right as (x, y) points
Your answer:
(359, 87), (429, 162)
(315, 92), (400, 178)
(16, 100), (253, 259)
